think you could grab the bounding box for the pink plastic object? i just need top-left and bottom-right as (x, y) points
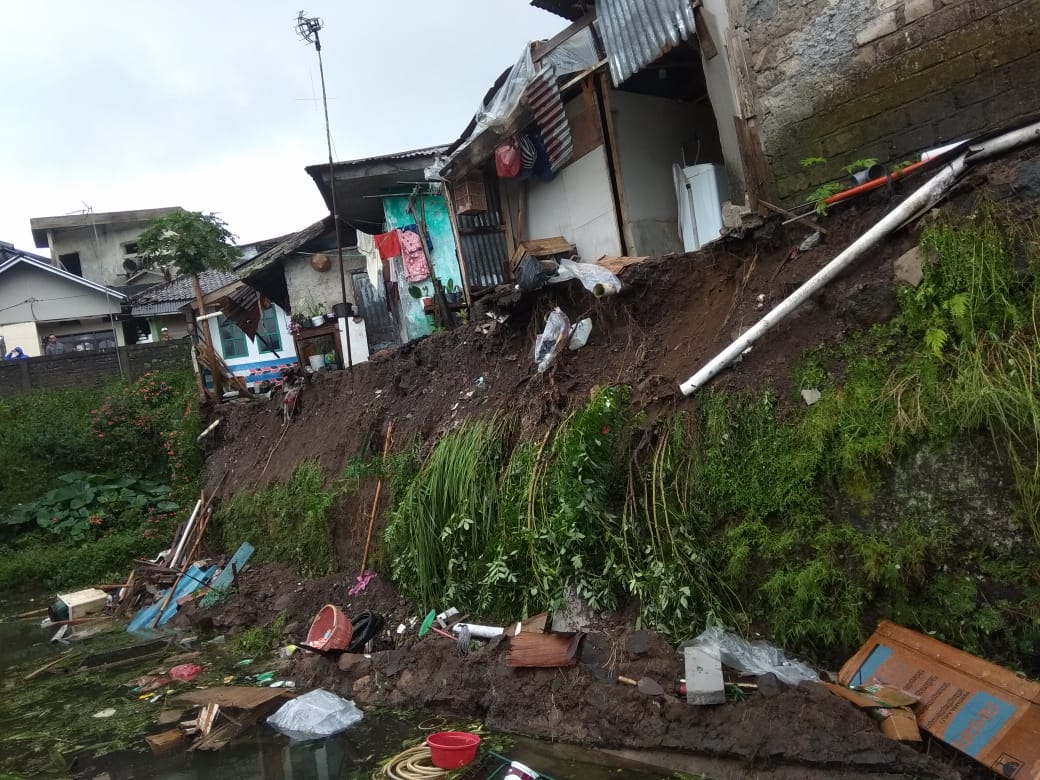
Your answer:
(304, 604), (353, 652)
(168, 663), (203, 682)
(426, 731), (481, 769)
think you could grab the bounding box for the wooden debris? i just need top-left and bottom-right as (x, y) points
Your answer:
(157, 709), (185, 726)
(509, 236), (576, 273)
(596, 255), (651, 275)
(145, 728), (185, 756)
(507, 631), (585, 668)
(171, 686), (294, 710)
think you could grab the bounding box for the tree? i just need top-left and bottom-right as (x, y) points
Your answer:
(137, 211), (240, 399)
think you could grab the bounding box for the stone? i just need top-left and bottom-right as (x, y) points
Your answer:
(904, 0), (935, 23)
(856, 13), (897, 46)
(626, 630), (653, 657)
(272, 592), (295, 612)
(801, 388), (822, 406)
(756, 672), (785, 699)
(337, 652), (371, 676)
(683, 646), (725, 705)
(372, 649), (406, 676)
(894, 246), (925, 287)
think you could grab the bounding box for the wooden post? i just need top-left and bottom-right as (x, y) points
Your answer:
(193, 273), (222, 399)
(359, 420), (394, 577)
(442, 183), (475, 305)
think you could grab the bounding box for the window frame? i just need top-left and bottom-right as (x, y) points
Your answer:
(257, 305), (282, 354)
(217, 316), (248, 359)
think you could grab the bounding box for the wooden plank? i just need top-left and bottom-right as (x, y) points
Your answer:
(692, 1), (719, 60)
(597, 256), (651, 275)
(734, 116), (771, 211)
(567, 83), (604, 162)
(507, 632), (584, 668)
(171, 686), (293, 711)
(145, 728), (185, 756)
(594, 72), (631, 255)
(759, 200), (828, 235)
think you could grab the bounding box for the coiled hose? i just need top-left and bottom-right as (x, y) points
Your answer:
(376, 744), (446, 780)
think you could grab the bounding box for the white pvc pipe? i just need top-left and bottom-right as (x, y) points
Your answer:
(168, 499), (203, 569)
(452, 622), (504, 640)
(680, 121), (1040, 396)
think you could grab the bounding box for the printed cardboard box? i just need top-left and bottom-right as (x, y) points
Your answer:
(840, 621), (1040, 778)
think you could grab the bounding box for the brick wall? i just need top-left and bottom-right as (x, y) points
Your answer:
(739, 0), (1040, 203)
(0, 341), (192, 395)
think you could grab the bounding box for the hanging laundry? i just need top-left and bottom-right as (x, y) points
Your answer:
(374, 230), (401, 260)
(399, 230), (431, 283)
(400, 224), (433, 251)
(357, 231), (382, 289)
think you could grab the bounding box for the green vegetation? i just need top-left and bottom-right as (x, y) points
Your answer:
(0, 369), (201, 592)
(384, 204), (1040, 671)
(230, 612), (289, 658)
(215, 462), (339, 577)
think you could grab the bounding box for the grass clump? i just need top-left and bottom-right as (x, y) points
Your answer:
(230, 612), (289, 658)
(216, 461), (337, 577)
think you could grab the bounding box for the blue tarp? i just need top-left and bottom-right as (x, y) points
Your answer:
(127, 564), (217, 633)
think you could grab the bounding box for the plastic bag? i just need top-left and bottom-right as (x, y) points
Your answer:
(679, 626), (818, 687)
(534, 307), (570, 373)
(266, 688), (363, 741)
(552, 258), (622, 297)
(495, 140), (521, 178)
(569, 318), (592, 351)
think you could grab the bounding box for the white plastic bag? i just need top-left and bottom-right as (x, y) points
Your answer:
(679, 626), (818, 687)
(552, 258), (622, 297)
(266, 688), (363, 741)
(534, 307), (571, 373)
(568, 318), (592, 351)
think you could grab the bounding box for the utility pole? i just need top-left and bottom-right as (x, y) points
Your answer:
(296, 11), (353, 372)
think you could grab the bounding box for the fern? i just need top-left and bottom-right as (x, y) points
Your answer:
(924, 327), (949, 357)
(943, 292), (969, 320)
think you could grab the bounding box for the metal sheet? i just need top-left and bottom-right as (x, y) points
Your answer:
(595, 0), (698, 86)
(457, 171), (509, 290)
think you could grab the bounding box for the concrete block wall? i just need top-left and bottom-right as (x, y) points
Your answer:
(0, 341), (191, 395)
(741, 0), (1040, 203)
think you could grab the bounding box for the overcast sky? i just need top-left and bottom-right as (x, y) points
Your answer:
(0, 2), (565, 253)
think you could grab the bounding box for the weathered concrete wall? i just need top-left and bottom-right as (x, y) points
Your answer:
(283, 251), (365, 314)
(740, 0), (1040, 202)
(47, 223), (151, 288)
(0, 341), (191, 396)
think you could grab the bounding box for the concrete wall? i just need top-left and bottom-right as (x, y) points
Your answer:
(383, 194), (463, 342)
(0, 264), (123, 324)
(611, 90), (725, 256)
(525, 145), (623, 262)
(0, 341), (191, 395)
(283, 251), (365, 315)
(701, 0), (748, 201)
(47, 223), (151, 288)
(740, 0), (1040, 202)
(1, 322), (41, 357)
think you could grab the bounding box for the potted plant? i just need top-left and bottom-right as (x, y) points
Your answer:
(444, 279), (462, 304)
(409, 285), (433, 310)
(301, 298), (326, 327)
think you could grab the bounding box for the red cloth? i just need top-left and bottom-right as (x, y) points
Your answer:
(374, 230), (401, 260)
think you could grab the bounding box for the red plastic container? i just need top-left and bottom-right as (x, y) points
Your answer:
(426, 731), (481, 769)
(304, 604), (353, 651)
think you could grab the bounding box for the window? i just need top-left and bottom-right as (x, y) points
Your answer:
(217, 316), (247, 359)
(59, 252), (82, 276)
(257, 305), (282, 354)
(123, 241), (139, 255)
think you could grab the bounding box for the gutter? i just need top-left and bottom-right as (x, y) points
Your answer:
(679, 120), (1040, 397)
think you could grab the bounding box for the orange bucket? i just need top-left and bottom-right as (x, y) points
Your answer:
(304, 604), (353, 651)
(426, 731), (481, 769)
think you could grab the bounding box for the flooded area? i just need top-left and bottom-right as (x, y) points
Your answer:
(0, 594), (669, 780)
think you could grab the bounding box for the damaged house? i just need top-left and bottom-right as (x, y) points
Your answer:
(431, 0), (1039, 276)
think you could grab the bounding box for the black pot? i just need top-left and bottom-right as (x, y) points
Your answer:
(332, 302), (354, 318)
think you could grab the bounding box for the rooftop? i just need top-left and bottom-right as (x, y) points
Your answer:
(30, 207), (184, 248)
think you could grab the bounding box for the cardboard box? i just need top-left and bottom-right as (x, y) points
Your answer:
(840, 621), (1040, 778)
(822, 682), (922, 741)
(58, 588), (109, 620)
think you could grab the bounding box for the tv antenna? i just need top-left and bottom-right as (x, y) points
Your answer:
(295, 10), (352, 372)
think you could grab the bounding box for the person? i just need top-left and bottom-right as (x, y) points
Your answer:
(4, 347), (28, 360)
(161, 327), (171, 341)
(45, 334), (65, 355)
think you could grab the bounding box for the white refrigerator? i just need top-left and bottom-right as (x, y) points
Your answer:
(673, 163), (728, 253)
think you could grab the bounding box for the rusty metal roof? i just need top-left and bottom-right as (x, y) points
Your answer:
(530, 0), (591, 21)
(596, 0), (698, 86)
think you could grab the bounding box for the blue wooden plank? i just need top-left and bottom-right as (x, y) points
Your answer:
(127, 564), (217, 633)
(199, 542), (254, 608)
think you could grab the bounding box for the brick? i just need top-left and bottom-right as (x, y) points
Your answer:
(904, 92), (958, 127)
(904, 0), (937, 23)
(936, 110), (990, 142)
(875, 27), (925, 61)
(950, 74), (1004, 109)
(916, 3), (975, 40)
(887, 123), (940, 158)
(857, 12), (898, 46)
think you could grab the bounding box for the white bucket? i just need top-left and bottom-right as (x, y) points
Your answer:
(307, 354), (325, 372)
(504, 760), (538, 780)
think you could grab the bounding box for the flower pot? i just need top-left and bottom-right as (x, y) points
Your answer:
(421, 297), (433, 310)
(307, 354), (325, 372)
(310, 315), (325, 328)
(445, 291), (461, 304)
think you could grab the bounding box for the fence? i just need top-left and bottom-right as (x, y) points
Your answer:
(0, 341), (192, 395)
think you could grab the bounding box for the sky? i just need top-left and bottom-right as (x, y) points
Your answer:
(0, 1), (565, 253)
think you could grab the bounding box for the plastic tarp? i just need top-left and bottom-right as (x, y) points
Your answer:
(679, 626), (819, 687)
(266, 688), (363, 741)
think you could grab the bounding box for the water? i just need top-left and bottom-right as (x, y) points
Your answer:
(0, 595), (670, 780)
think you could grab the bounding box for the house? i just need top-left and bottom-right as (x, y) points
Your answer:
(28, 207), (184, 292)
(305, 145), (466, 345)
(524, 0), (1040, 208)
(0, 246), (126, 357)
(242, 145), (464, 356)
(432, 0), (1040, 270)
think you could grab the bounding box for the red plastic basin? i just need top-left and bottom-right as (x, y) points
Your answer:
(304, 604), (353, 651)
(426, 731), (481, 769)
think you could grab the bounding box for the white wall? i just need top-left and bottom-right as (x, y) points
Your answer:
(0, 264), (123, 324)
(611, 90), (725, 256)
(700, 0), (747, 203)
(525, 146), (622, 262)
(1, 322), (41, 357)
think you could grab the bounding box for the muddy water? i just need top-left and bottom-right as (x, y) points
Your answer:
(0, 595), (668, 780)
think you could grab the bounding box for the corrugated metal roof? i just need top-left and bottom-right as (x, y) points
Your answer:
(524, 67), (574, 173)
(596, 0), (697, 86)
(130, 301), (184, 316)
(530, 0), (590, 20)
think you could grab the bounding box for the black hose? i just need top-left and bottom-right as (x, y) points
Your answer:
(347, 611), (384, 653)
